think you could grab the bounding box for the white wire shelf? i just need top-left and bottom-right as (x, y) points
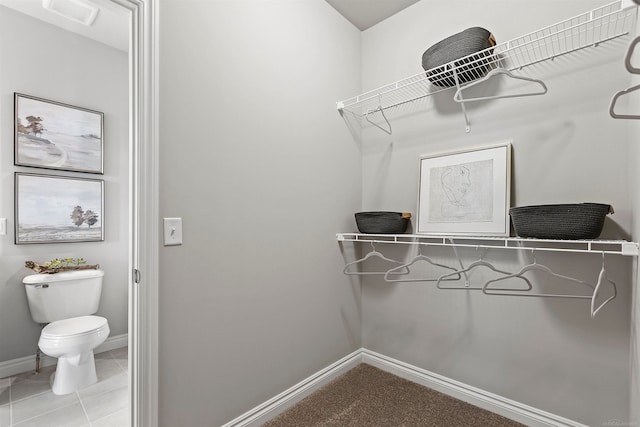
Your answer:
(336, 233), (640, 256)
(337, 0), (637, 119)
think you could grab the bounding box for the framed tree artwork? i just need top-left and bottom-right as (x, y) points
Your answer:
(15, 173), (104, 244)
(14, 93), (104, 174)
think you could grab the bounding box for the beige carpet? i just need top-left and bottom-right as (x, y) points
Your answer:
(263, 364), (525, 427)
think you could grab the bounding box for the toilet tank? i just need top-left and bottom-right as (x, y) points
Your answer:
(23, 269), (105, 324)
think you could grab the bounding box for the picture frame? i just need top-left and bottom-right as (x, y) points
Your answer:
(15, 173), (104, 244)
(417, 142), (511, 236)
(14, 93), (104, 174)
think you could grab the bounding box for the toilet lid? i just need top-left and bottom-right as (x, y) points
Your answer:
(41, 315), (108, 338)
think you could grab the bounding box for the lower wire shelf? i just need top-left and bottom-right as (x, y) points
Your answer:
(337, 233), (636, 317)
(336, 233), (639, 256)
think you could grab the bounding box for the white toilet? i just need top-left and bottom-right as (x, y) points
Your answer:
(23, 269), (110, 395)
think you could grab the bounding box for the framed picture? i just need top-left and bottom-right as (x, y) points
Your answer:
(14, 93), (104, 174)
(417, 142), (511, 236)
(15, 173), (104, 244)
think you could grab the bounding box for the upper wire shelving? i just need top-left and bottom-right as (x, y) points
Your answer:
(336, 233), (640, 257)
(337, 0), (637, 130)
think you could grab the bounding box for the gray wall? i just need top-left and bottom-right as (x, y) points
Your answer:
(359, 1), (635, 426)
(0, 6), (129, 364)
(157, 0), (362, 425)
(158, 0), (639, 425)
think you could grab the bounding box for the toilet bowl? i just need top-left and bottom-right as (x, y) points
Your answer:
(38, 315), (110, 395)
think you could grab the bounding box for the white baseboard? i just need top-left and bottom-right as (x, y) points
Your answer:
(0, 333), (127, 379)
(221, 350), (362, 427)
(361, 349), (588, 427)
(95, 333), (128, 354)
(223, 348), (587, 427)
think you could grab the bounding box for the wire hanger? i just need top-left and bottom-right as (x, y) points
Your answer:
(343, 242), (408, 276)
(436, 248), (533, 291)
(365, 95), (392, 135)
(590, 252), (617, 318)
(383, 245), (461, 283)
(453, 68), (548, 103)
(483, 249), (593, 298)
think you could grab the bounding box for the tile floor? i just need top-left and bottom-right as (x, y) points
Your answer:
(0, 346), (128, 427)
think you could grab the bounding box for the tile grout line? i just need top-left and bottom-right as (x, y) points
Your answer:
(10, 400), (81, 426)
(82, 350), (129, 425)
(76, 390), (92, 427)
(9, 375), (13, 427)
(89, 408), (127, 426)
(6, 347), (128, 426)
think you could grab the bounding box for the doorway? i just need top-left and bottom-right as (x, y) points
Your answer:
(0, 0), (156, 425)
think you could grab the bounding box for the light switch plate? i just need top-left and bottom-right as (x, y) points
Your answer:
(0, 218), (6, 235)
(163, 217), (183, 246)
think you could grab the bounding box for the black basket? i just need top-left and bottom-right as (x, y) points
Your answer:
(510, 203), (613, 240)
(422, 27), (496, 88)
(355, 212), (411, 234)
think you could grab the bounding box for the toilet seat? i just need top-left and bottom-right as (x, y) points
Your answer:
(41, 315), (108, 339)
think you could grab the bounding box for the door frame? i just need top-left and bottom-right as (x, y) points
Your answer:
(112, 0), (159, 425)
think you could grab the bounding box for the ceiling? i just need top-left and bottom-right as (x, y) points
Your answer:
(0, 0), (421, 52)
(325, 0), (421, 31)
(0, 0), (129, 52)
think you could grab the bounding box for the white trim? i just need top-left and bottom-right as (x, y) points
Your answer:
(102, 0), (158, 425)
(221, 350), (363, 427)
(223, 348), (588, 427)
(0, 334), (127, 379)
(108, 0), (159, 426)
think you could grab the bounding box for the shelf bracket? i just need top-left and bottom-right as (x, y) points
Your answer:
(621, 242), (639, 256)
(452, 65), (471, 133)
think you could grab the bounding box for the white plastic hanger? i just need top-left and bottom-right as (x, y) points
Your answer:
(384, 246), (461, 283)
(609, 85), (640, 119)
(624, 35), (640, 75)
(436, 249), (533, 291)
(453, 68), (548, 103)
(343, 242), (408, 276)
(590, 253), (617, 318)
(483, 250), (593, 297)
(364, 95), (392, 135)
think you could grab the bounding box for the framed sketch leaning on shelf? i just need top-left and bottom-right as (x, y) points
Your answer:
(14, 93), (104, 174)
(417, 142), (511, 236)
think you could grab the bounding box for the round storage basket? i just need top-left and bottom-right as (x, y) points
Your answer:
(355, 212), (411, 234)
(422, 27), (496, 88)
(510, 203), (613, 240)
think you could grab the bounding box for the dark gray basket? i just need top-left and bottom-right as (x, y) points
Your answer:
(422, 27), (496, 88)
(510, 203), (613, 240)
(355, 212), (411, 234)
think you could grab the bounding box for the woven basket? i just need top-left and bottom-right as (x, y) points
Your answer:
(510, 203), (613, 240)
(422, 27), (496, 88)
(355, 212), (411, 234)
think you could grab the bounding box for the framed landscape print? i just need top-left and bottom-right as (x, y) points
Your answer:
(417, 142), (511, 236)
(14, 93), (104, 174)
(15, 173), (104, 244)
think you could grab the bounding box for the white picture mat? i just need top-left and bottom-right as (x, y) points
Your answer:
(417, 143), (511, 236)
